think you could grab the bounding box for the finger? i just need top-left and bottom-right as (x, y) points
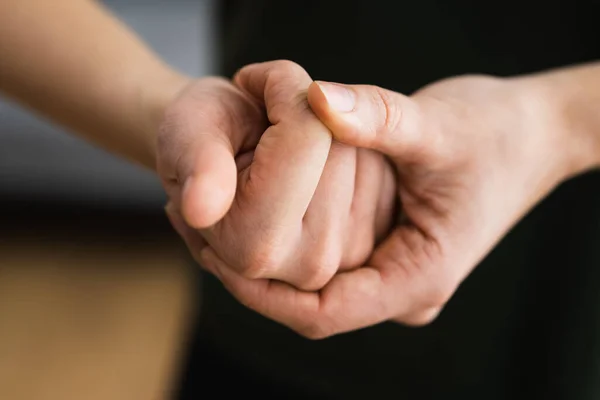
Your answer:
(307, 81), (429, 160)
(203, 141), (354, 291)
(201, 244), (391, 338)
(158, 78), (266, 229)
(233, 60), (332, 230)
(308, 226), (447, 335)
(282, 141), (355, 290)
(199, 247), (323, 337)
(202, 224), (448, 338)
(395, 307), (443, 327)
(339, 149), (385, 269)
(374, 155), (397, 241)
(365, 225), (451, 320)
(165, 202), (208, 261)
(179, 136), (238, 229)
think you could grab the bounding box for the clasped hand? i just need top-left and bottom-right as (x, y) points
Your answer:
(159, 60), (573, 338)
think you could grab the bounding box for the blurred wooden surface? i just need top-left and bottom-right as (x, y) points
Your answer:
(0, 216), (194, 400)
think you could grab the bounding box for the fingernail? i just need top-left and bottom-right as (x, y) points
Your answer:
(316, 81), (355, 112)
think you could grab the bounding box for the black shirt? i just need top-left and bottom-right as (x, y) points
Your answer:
(181, 1), (600, 399)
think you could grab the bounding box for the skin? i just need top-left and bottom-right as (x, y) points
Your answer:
(2, 0), (600, 339)
(161, 62), (396, 292)
(199, 62), (600, 338)
(0, 0), (188, 169)
(0, 1), (396, 293)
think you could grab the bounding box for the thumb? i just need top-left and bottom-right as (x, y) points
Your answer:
(179, 135), (238, 229)
(307, 81), (424, 158)
(158, 79), (265, 229)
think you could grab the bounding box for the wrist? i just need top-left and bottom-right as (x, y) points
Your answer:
(516, 65), (600, 180)
(137, 64), (192, 170)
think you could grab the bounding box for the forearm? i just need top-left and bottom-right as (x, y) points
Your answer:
(524, 62), (600, 177)
(0, 0), (191, 169)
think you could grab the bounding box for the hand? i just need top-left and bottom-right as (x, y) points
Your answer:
(159, 61), (395, 291)
(158, 76), (266, 229)
(200, 73), (579, 338)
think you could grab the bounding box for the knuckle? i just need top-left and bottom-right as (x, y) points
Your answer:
(400, 308), (442, 327)
(372, 85), (403, 135)
(298, 252), (338, 291)
(241, 240), (287, 279)
(236, 291), (262, 312)
(297, 320), (334, 340)
(232, 64), (253, 82)
(271, 59), (305, 76)
(266, 60), (304, 90)
(340, 235), (373, 270)
(420, 277), (454, 310)
(263, 60), (310, 123)
(266, 60), (308, 93)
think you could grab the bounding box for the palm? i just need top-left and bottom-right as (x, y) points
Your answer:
(377, 75), (565, 323)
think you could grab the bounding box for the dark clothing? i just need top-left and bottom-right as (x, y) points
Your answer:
(179, 1), (600, 399)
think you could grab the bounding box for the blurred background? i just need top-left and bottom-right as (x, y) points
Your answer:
(0, 1), (216, 398)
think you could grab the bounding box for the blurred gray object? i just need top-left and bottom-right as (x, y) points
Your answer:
(0, 0), (216, 210)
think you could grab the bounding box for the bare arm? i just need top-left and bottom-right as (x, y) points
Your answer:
(0, 0), (191, 169)
(531, 62), (600, 174)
